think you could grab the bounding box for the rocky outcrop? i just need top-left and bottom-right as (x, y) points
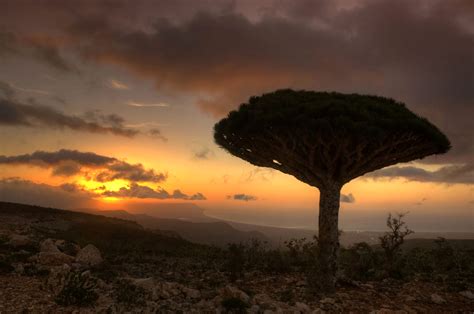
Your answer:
(34, 252), (75, 266)
(76, 244), (103, 267)
(40, 239), (61, 253)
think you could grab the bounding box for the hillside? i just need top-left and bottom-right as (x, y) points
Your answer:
(0, 201), (473, 312)
(91, 209), (268, 247)
(0, 201), (200, 258)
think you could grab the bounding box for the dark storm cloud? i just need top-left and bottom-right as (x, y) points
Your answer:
(340, 193), (355, 203)
(0, 0), (473, 165)
(366, 163), (474, 185)
(228, 194), (258, 201)
(0, 97), (140, 137)
(102, 183), (206, 200)
(0, 149), (167, 183)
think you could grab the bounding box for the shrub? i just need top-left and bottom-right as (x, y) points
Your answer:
(226, 243), (246, 281)
(114, 278), (147, 307)
(339, 242), (379, 281)
(55, 272), (98, 307)
(221, 297), (249, 313)
(379, 212), (413, 277)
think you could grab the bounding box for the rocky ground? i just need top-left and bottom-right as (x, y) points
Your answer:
(1, 234), (473, 313)
(0, 203), (473, 313)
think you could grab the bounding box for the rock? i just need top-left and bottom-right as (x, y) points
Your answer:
(40, 238), (60, 253)
(13, 263), (24, 274)
(430, 293), (446, 304)
(371, 310), (406, 314)
(133, 277), (155, 292)
(249, 305), (260, 313)
(296, 302), (311, 312)
(296, 280), (306, 287)
(55, 240), (81, 255)
(221, 285), (250, 304)
(459, 290), (474, 300)
(7, 234), (33, 247)
(183, 287), (201, 299)
(405, 295), (416, 302)
(360, 283), (375, 289)
(160, 281), (182, 297)
(320, 297), (336, 305)
(36, 252), (75, 266)
(76, 244), (103, 267)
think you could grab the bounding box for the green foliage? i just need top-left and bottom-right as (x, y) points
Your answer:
(114, 278), (148, 307)
(214, 89), (450, 185)
(221, 297), (249, 313)
(55, 272), (98, 307)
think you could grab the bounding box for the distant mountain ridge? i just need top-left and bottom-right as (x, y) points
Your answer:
(85, 205), (474, 247)
(84, 208), (268, 247)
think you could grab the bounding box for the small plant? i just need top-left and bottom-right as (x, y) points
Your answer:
(226, 243), (246, 282)
(221, 297), (249, 313)
(339, 242), (379, 281)
(379, 212), (413, 276)
(114, 278), (147, 307)
(23, 264), (49, 277)
(55, 272), (98, 307)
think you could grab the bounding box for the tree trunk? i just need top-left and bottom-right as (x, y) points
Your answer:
(317, 183), (341, 292)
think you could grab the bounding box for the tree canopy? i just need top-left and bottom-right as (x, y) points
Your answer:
(214, 89), (450, 188)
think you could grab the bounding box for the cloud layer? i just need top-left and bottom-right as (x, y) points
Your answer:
(227, 193), (258, 201)
(0, 0), (472, 173)
(2, 0), (469, 164)
(0, 149), (167, 183)
(366, 163), (474, 185)
(102, 183), (206, 200)
(0, 97), (140, 137)
(340, 193), (355, 203)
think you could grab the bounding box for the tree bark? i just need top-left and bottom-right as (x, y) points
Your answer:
(317, 183), (341, 292)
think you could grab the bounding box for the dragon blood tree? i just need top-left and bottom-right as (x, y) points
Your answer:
(214, 89), (450, 291)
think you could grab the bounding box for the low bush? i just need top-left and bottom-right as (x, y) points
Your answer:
(55, 272), (98, 307)
(114, 278), (148, 307)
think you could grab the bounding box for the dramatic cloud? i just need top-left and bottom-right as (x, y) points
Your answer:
(0, 97), (139, 137)
(0, 149), (167, 183)
(0, 177), (95, 209)
(1, 0), (473, 164)
(0, 30), (77, 73)
(227, 194), (258, 201)
(102, 183), (206, 200)
(340, 193), (355, 203)
(366, 163), (474, 185)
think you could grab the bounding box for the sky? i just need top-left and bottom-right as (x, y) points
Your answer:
(0, 0), (472, 231)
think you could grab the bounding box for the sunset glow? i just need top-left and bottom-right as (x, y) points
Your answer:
(0, 0), (472, 232)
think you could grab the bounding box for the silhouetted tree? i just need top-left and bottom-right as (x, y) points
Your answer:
(214, 89), (450, 291)
(380, 212), (414, 275)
